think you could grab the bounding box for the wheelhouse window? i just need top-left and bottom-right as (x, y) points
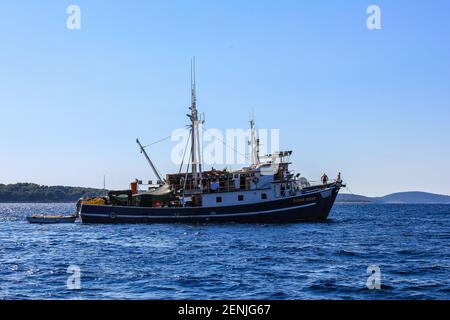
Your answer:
(216, 197), (222, 203)
(238, 195), (244, 201)
(261, 193), (267, 199)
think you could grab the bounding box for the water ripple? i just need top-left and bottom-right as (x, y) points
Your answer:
(0, 203), (449, 299)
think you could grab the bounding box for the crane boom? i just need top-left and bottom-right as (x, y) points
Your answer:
(136, 138), (166, 184)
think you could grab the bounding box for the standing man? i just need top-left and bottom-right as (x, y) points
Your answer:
(321, 173), (329, 186)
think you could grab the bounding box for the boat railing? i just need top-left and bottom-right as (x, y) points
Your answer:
(307, 179), (337, 185)
(183, 178), (341, 194)
(184, 181), (271, 194)
(298, 179), (339, 189)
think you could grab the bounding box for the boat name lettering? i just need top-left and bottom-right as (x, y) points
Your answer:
(293, 197), (316, 203)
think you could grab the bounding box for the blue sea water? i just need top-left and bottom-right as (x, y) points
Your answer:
(0, 203), (449, 300)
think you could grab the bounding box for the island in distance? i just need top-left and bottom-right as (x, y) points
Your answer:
(337, 192), (450, 204)
(0, 183), (449, 204)
(0, 183), (106, 203)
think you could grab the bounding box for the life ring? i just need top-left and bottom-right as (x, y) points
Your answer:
(110, 211), (117, 219)
(252, 177), (259, 184)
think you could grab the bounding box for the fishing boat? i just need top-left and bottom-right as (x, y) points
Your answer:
(79, 63), (344, 224)
(27, 215), (77, 224)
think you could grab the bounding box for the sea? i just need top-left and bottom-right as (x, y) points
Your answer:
(0, 203), (449, 300)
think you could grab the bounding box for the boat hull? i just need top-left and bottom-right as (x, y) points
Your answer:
(27, 215), (77, 224)
(80, 185), (340, 224)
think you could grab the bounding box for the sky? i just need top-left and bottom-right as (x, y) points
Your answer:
(0, 1), (449, 197)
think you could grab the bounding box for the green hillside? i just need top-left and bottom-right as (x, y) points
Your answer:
(0, 183), (107, 203)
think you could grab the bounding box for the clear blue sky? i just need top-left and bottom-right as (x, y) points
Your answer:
(1, 1), (449, 196)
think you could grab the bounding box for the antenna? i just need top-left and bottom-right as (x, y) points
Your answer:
(188, 57), (203, 188)
(191, 57), (196, 108)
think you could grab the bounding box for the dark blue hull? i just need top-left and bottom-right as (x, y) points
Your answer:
(80, 185), (340, 224)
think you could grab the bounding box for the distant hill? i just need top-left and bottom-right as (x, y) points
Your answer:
(379, 192), (450, 204)
(335, 193), (374, 203)
(337, 191), (450, 204)
(0, 183), (107, 203)
(1, 183), (449, 204)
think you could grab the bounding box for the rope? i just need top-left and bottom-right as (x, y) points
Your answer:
(202, 126), (250, 161)
(142, 127), (189, 149)
(178, 129), (192, 174)
(344, 185), (355, 195)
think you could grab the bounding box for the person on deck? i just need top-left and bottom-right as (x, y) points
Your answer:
(321, 173), (328, 186)
(337, 172), (342, 183)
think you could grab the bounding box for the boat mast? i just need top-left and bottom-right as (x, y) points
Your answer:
(250, 118), (260, 167)
(189, 58), (203, 188)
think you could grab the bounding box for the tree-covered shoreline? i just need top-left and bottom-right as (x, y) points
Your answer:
(0, 183), (107, 203)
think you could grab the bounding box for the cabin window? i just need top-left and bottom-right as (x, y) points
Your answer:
(216, 197), (222, 203)
(238, 195), (244, 201)
(261, 193), (267, 200)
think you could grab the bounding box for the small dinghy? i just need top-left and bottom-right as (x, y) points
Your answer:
(26, 215), (77, 224)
